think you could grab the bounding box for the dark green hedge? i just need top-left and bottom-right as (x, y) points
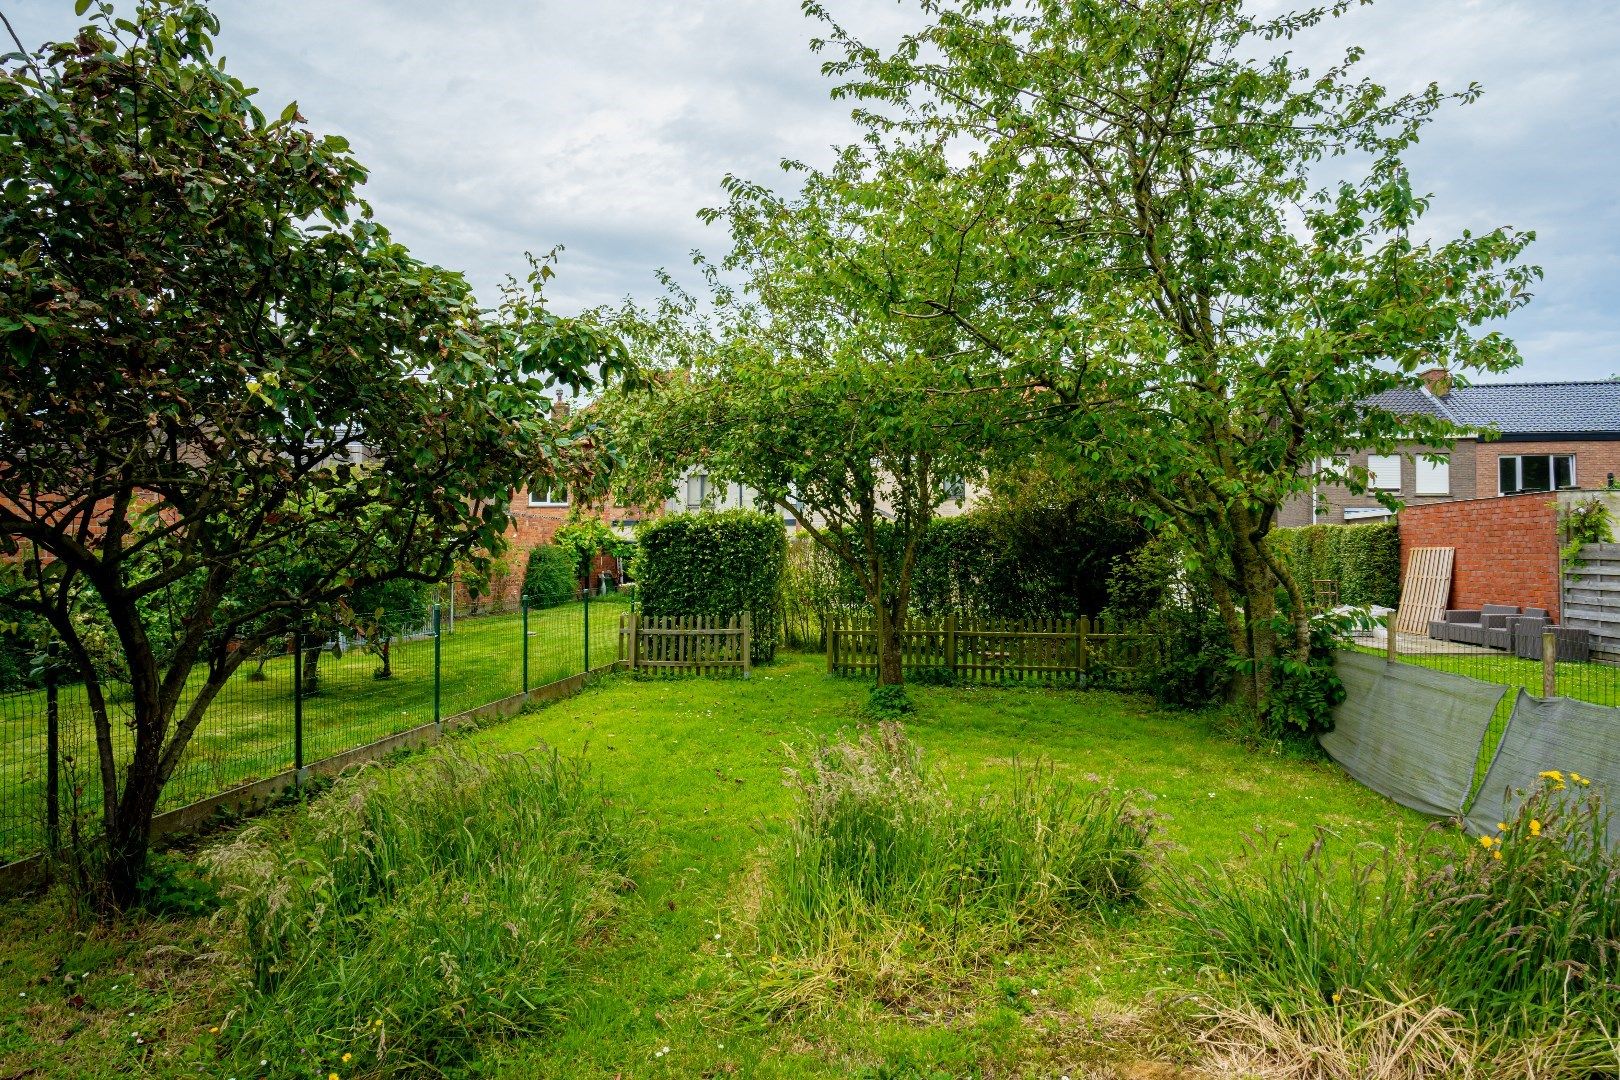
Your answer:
(522, 544), (579, 608)
(1265, 521), (1400, 609)
(813, 507), (1145, 621)
(632, 510), (786, 663)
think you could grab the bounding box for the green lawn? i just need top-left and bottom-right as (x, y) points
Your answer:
(0, 597), (630, 863)
(0, 653), (1425, 1078)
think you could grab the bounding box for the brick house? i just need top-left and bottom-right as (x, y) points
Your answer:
(1279, 372), (1620, 527)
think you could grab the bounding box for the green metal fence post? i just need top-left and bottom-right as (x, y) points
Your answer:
(44, 669), (59, 853)
(583, 585), (591, 673)
(522, 597), (530, 695)
(433, 602), (443, 730)
(293, 627), (305, 788)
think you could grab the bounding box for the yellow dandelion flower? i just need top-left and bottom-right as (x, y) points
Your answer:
(342, 1053), (352, 1063)
(1529, 819), (1542, 836)
(1497, 822), (1508, 832)
(1493, 850), (1503, 861)
(1479, 834), (1494, 848)
(329, 1074), (340, 1080)
(1571, 772), (1591, 787)
(1332, 992), (1342, 1003)
(1540, 770), (1564, 782)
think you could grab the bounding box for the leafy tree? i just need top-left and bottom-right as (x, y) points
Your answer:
(0, 2), (626, 907)
(553, 515), (633, 586)
(346, 579), (432, 680)
(607, 151), (1023, 685)
(807, 0), (1539, 707)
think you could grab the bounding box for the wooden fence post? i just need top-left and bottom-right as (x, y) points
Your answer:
(629, 611), (641, 672)
(1078, 615), (1091, 680)
(742, 611), (752, 679)
(1385, 611), (1397, 663)
(945, 614), (958, 679)
(828, 617), (839, 674)
(1542, 627), (1557, 698)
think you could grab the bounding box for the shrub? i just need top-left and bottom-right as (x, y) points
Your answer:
(522, 543), (578, 608)
(749, 724), (1153, 1014)
(1161, 773), (1620, 1073)
(633, 509), (786, 663)
(1266, 521), (1399, 609)
(206, 747), (635, 1076)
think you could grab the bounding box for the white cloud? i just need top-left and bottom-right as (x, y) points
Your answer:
(7, 0), (1617, 379)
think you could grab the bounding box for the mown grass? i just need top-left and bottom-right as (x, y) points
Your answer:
(0, 597), (629, 862)
(0, 653), (1430, 1078)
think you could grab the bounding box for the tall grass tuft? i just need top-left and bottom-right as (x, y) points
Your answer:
(748, 723), (1153, 1013)
(1162, 772), (1620, 1075)
(205, 746), (635, 1076)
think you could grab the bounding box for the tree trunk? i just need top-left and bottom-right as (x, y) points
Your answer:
(876, 606), (904, 686)
(302, 642), (322, 695)
(375, 637), (393, 679)
(100, 686), (167, 910)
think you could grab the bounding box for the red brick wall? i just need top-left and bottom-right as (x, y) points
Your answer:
(1399, 492), (1561, 619)
(456, 489), (658, 610)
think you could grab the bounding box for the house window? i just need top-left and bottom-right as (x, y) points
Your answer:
(1366, 454), (1401, 491)
(1414, 455), (1450, 496)
(685, 473), (708, 510)
(1499, 454), (1575, 496)
(527, 480), (568, 507)
(940, 477), (966, 504)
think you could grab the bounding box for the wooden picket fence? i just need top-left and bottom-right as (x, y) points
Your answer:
(826, 614), (1159, 685)
(619, 612), (752, 677)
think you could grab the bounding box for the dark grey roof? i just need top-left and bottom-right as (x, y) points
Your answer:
(1366, 388), (1450, 420)
(1440, 381), (1620, 435)
(1371, 380), (1620, 436)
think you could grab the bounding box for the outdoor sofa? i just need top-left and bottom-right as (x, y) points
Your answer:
(1428, 604), (1591, 661)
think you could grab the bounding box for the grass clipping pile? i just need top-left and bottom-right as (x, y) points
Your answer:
(743, 722), (1155, 1017)
(204, 747), (636, 1077)
(1163, 771), (1620, 1078)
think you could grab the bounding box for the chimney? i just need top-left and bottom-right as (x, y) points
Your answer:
(1419, 367), (1451, 398)
(551, 392), (570, 420)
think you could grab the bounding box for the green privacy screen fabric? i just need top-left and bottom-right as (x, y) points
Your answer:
(1466, 690), (1620, 849)
(1321, 651), (1505, 817)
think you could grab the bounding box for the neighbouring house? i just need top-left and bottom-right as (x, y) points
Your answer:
(662, 469), (979, 529)
(1279, 370), (1620, 527)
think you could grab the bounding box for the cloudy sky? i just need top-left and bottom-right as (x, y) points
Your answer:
(7, 1), (1619, 381)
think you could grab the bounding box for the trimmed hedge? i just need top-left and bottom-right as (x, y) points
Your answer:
(1265, 521), (1400, 609)
(632, 510), (786, 663)
(522, 544), (579, 608)
(807, 507), (1145, 621)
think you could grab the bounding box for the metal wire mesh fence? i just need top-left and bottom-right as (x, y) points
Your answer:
(0, 587), (629, 868)
(1350, 614), (1620, 710)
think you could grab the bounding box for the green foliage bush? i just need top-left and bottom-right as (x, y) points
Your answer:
(206, 747), (635, 1076)
(523, 543), (579, 608)
(750, 724), (1152, 1014)
(1162, 774), (1619, 1071)
(633, 510), (786, 663)
(1266, 521), (1400, 609)
(806, 505), (1148, 625)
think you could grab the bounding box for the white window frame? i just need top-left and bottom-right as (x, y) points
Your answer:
(1414, 455), (1450, 496)
(1498, 453), (1576, 496)
(527, 481), (568, 507)
(685, 473), (709, 510)
(1366, 454), (1402, 491)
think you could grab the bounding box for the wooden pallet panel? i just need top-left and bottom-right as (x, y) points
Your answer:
(1396, 546), (1455, 635)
